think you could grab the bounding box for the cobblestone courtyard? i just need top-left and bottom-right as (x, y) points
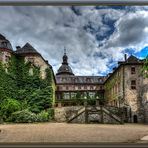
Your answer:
(0, 123), (148, 143)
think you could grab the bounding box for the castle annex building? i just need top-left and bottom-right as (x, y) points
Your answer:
(0, 34), (56, 106)
(55, 50), (148, 123)
(0, 34), (148, 123)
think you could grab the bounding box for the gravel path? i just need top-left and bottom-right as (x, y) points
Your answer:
(0, 123), (148, 143)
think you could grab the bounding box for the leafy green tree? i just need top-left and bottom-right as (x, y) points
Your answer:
(143, 57), (148, 78)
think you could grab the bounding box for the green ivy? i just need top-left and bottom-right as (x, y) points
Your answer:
(0, 55), (54, 120)
(143, 57), (148, 78)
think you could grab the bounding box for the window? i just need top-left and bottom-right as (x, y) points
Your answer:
(98, 78), (102, 82)
(2, 41), (7, 47)
(57, 86), (60, 90)
(131, 67), (136, 74)
(89, 92), (95, 99)
(131, 80), (136, 89)
(5, 55), (10, 62)
(64, 93), (70, 99)
(29, 68), (33, 76)
(86, 78), (91, 83)
(28, 57), (34, 63)
(78, 86), (81, 90)
(66, 86), (69, 90)
(90, 86), (93, 90)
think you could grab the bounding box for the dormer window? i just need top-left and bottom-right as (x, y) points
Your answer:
(2, 41), (7, 47)
(28, 57), (34, 63)
(131, 66), (136, 74)
(86, 78), (91, 83)
(98, 78), (102, 82)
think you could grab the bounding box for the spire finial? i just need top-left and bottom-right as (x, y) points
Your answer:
(64, 47), (66, 55)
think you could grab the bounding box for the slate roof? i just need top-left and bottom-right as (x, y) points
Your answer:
(118, 55), (145, 64)
(0, 34), (6, 40)
(56, 51), (74, 76)
(0, 34), (13, 51)
(56, 75), (106, 84)
(15, 43), (39, 55)
(56, 64), (74, 76)
(105, 55), (146, 83)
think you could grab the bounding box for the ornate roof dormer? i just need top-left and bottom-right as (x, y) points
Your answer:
(56, 48), (74, 76)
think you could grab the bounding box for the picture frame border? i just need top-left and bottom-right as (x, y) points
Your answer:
(0, 0), (148, 147)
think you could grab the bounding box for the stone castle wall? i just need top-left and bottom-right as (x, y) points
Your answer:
(25, 55), (49, 79)
(124, 64), (147, 123)
(0, 51), (11, 63)
(54, 106), (121, 124)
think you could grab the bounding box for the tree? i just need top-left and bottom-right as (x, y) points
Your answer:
(143, 57), (148, 78)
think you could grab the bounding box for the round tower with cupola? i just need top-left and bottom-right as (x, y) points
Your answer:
(0, 34), (13, 63)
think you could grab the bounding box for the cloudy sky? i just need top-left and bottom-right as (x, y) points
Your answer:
(0, 6), (148, 76)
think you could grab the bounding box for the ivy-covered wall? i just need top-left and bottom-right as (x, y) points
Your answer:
(0, 54), (55, 122)
(104, 66), (123, 107)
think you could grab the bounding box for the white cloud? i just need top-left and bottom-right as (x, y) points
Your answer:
(0, 6), (148, 76)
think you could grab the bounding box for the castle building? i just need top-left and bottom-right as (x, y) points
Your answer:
(0, 34), (13, 64)
(104, 55), (148, 123)
(0, 33), (148, 123)
(15, 43), (53, 79)
(55, 49), (148, 123)
(0, 34), (56, 106)
(55, 50), (106, 106)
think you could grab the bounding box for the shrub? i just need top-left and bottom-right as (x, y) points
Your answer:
(0, 117), (3, 124)
(0, 98), (21, 121)
(87, 98), (96, 106)
(29, 105), (41, 114)
(37, 110), (49, 122)
(47, 108), (54, 120)
(10, 109), (38, 123)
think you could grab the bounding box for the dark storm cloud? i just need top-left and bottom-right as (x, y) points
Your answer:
(104, 11), (148, 53)
(114, 15), (148, 47)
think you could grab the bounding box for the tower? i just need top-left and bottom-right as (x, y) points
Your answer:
(56, 48), (74, 75)
(0, 34), (13, 63)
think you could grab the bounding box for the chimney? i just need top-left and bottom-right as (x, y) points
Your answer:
(113, 67), (117, 71)
(16, 46), (21, 50)
(124, 54), (127, 61)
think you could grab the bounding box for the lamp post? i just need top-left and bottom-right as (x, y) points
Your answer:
(144, 101), (148, 123)
(96, 96), (99, 106)
(84, 96), (87, 107)
(84, 95), (88, 123)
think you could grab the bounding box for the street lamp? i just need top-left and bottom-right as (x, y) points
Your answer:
(84, 96), (87, 107)
(96, 96), (99, 106)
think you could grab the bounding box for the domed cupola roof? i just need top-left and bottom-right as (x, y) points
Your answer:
(56, 48), (74, 76)
(0, 33), (13, 51)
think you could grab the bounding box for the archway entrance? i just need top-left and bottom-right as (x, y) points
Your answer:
(133, 115), (138, 123)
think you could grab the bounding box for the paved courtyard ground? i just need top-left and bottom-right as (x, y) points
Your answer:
(0, 123), (148, 143)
